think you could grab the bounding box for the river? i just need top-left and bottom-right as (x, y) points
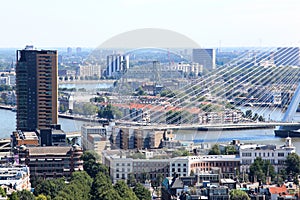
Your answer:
(2, 108), (300, 154)
(3, 81), (300, 153)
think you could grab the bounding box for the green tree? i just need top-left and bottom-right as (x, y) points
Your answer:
(127, 173), (137, 187)
(190, 170), (195, 176)
(81, 151), (109, 178)
(224, 146), (237, 155)
(133, 183), (151, 200)
(54, 171), (93, 200)
(114, 181), (138, 200)
(286, 153), (300, 175)
(0, 187), (6, 197)
(10, 192), (19, 200)
(98, 104), (123, 120)
(229, 189), (250, 200)
(35, 194), (47, 200)
(249, 157), (275, 183)
(73, 103), (98, 116)
(258, 116), (264, 122)
(34, 178), (66, 199)
(16, 190), (35, 200)
(245, 110), (252, 119)
(91, 172), (121, 200)
(208, 144), (221, 155)
(135, 87), (146, 96)
(252, 113), (259, 121)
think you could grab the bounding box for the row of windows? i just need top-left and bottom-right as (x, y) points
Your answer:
(171, 168), (187, 173)
(191, 162), (239, 168)
(242, 152), (288, 157)
(171, 163), (187, 167)
(116, 163), (130, 167)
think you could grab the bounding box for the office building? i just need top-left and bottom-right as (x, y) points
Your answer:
(77, 64), (101, 78)
(81, 125), (109, 155)
(16, 46), (58, 132)
(274, 47), (300, 66)
(18, 145), (83, 179)
(106, 54), (129, 78)
(192, 48), (216, 71)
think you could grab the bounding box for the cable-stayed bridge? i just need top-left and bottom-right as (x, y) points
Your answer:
(114, 46), (300, 131)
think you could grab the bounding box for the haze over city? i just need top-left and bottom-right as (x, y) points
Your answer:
(1, 0), (300, 48)
(1, 0), (300, 199)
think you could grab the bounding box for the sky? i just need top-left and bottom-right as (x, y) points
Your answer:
(1, 0), (300, 48)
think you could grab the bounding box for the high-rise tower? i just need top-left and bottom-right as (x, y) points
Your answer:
(192, 48), (216, 71)
(16, 46), (58, 131)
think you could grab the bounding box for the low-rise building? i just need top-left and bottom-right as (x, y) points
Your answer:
(102, 150), (170, 183)
(11, 131), (39, 147)
(17, 145), (83, 179)
(239, 137), (295, 172)
(0, 165), (31, 191)
(81, 125), (109, 155)
(171, 155), (240, 178)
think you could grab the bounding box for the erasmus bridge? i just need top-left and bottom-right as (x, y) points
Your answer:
(114, 46), (300, 131)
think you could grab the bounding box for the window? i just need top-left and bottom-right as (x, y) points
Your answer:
(242, 153), (251, 157)
(278, 153), (284, 157)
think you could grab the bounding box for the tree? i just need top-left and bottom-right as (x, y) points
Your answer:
(190, 170), (195, 176)
(35, 194), (47, 200)
(54, 171), (93, 200)
(135, 87), (146, 96)
(91, 172), (121, 200)
(208, 144), (221, 155)
(224, 146), (237, 155)
(0, 187), (6, 197)
(133, 183), (151, 200)
(10, 192), (19, 200)
(286, 153), (300, 175)
(73, 103), (98, 116)
(81, 151), (109, 178)
(98, 104), (123, 120)
(16, 190), (35, 200)
(34, 178), (66, 199)
(252, 113), (259, 121)
(249, 157), (275, 183)
(127, 173), (137, 187)
(245, 110), (252, 119)
(229, 189), (250, 200)
(114, 181), (138, 200)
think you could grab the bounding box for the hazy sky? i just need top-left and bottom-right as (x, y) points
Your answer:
(1, 0), (300, 48)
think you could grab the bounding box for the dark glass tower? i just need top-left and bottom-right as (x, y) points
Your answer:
(16, 46), (58, 131)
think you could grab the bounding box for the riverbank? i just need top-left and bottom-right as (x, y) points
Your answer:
(58, 79), (115, 84)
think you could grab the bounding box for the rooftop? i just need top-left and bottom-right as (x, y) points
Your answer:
(27, 146), (76, 156)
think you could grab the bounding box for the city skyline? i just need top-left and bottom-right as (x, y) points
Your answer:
(1, 0), (299, 48)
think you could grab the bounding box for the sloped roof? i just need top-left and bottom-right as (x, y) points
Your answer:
(269, 185), (287, 195)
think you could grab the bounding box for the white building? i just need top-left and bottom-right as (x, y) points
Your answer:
(171, 155), (240, 178)
(81, 125), (109, 155)
(102, 150), (170, 183)
(0, 165), (31, 191)
(192, 48), (216, 71)
(239, 137), (295, 173)
(106, 54), (129, 78)
(176, 62), (203, 76)
(77, 64), (101, 78)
